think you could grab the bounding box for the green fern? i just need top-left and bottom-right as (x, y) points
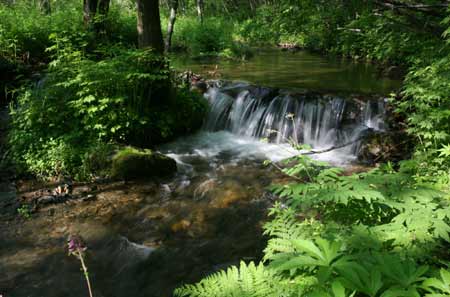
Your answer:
(174, 261), (287, 297)
(272, 166), (448, 248)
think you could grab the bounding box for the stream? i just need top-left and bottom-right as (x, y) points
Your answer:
(0, 50), (401, 297)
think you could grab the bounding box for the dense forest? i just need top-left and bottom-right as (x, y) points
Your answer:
(1, 0), (450, 297)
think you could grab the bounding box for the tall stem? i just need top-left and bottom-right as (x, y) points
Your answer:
(78, 251), (94, 297)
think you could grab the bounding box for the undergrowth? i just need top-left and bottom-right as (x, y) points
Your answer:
(7, 36), (207, 179)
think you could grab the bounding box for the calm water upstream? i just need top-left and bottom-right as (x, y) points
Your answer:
(171, 49), (401, 94)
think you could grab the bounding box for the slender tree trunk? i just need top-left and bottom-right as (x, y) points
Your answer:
(40, 0), (51, 14)
(96, 0), (110, 33)
(136, 0), (164, 53)
(83, 0), (110, 32)
(83, 0), (98, 27)
(165, 0), (179, 52)
(196, 0), (204, 23)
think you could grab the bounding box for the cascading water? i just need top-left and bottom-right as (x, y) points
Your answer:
(162, 81), (388, 174)
(202, 82), (386, 162)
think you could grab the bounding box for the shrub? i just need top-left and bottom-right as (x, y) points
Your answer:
(8, 41), (207, 179)
(0, 1), (85, 64)
(172, 17), (235, 56)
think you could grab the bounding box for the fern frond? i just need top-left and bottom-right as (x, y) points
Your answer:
(174, 261), (287, 297)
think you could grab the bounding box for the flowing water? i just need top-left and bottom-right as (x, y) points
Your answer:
(1, 50), (402, 297)
(162, 80), (388, 172)
(168, 49), (398, 167)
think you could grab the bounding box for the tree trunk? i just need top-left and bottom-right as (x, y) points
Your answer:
(196, 0), (204, 23)
(136, 0), (164, 53)
(83, 0), (110, 32)
(96, 0), (110, 33)
(164, 0), (179, 52)
(83, 0), (98, 27)
(40, 0), (51, 14)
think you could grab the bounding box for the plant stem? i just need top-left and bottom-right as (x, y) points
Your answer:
(78, 250), (94, 297)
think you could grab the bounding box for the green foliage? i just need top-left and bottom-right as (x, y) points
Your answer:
(333, 11), (438, 64)
(17, 204), (32, 219)
(0, 0), (137, 65)
(400, 54), (450, 149)
(171, 16), (250, 59)
(0, 1), (84, 63)
(423, 268), (450, 296)
(81, 142), (117, 179)
(8, 41), (207, 179)
(387, 15), (450, 187)
(175, 261), (288, 297)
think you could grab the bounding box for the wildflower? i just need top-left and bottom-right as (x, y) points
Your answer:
(67, 234), (87, 257)
(67, 234), (93, 297)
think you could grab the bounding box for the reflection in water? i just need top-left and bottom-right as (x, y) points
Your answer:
(171, 49), (401, 94)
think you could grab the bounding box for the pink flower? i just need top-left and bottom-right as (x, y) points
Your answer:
(67, 234), (87, 256)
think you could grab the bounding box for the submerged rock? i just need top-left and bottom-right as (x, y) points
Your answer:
(111, 147), (177, 180)
(379, 65), (406, 80)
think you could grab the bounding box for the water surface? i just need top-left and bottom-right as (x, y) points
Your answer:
(172, 49), (401, 94)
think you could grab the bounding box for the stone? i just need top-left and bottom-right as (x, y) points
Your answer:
(193, 179), (217, 201)
(357, 131), (413, 165)
(209, 179), (248, 208)
(72, 185), (92, 195)
(381, 65), (406, 80)
(81, 194), (96, 202)
(47, 208), (56, 216)
(171, 219), (191, 233)
(37, 195), (57, 205)
(111, 147), (177, 181)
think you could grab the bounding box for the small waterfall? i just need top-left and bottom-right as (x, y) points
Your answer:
(203, 83), (386, 154)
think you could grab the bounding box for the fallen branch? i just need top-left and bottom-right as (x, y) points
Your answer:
(301, 136), (366, 155)
(269, 135), (367, 181)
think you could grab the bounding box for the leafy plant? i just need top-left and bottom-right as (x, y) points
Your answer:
(423, 268), (450, 296)
(17, 204), (31, 219)
(8, 40), (207, 179)
(175, 261), (287, 297)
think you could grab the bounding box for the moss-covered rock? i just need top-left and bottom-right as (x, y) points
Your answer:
(111, 147), (177, 180)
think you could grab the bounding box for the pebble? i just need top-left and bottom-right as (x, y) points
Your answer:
(81, 194), (96, 202)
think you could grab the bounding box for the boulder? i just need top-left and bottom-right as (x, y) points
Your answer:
(380, 65), (406, 80)
(111, 147), (177, 180)
(357, 131), (413, 165)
